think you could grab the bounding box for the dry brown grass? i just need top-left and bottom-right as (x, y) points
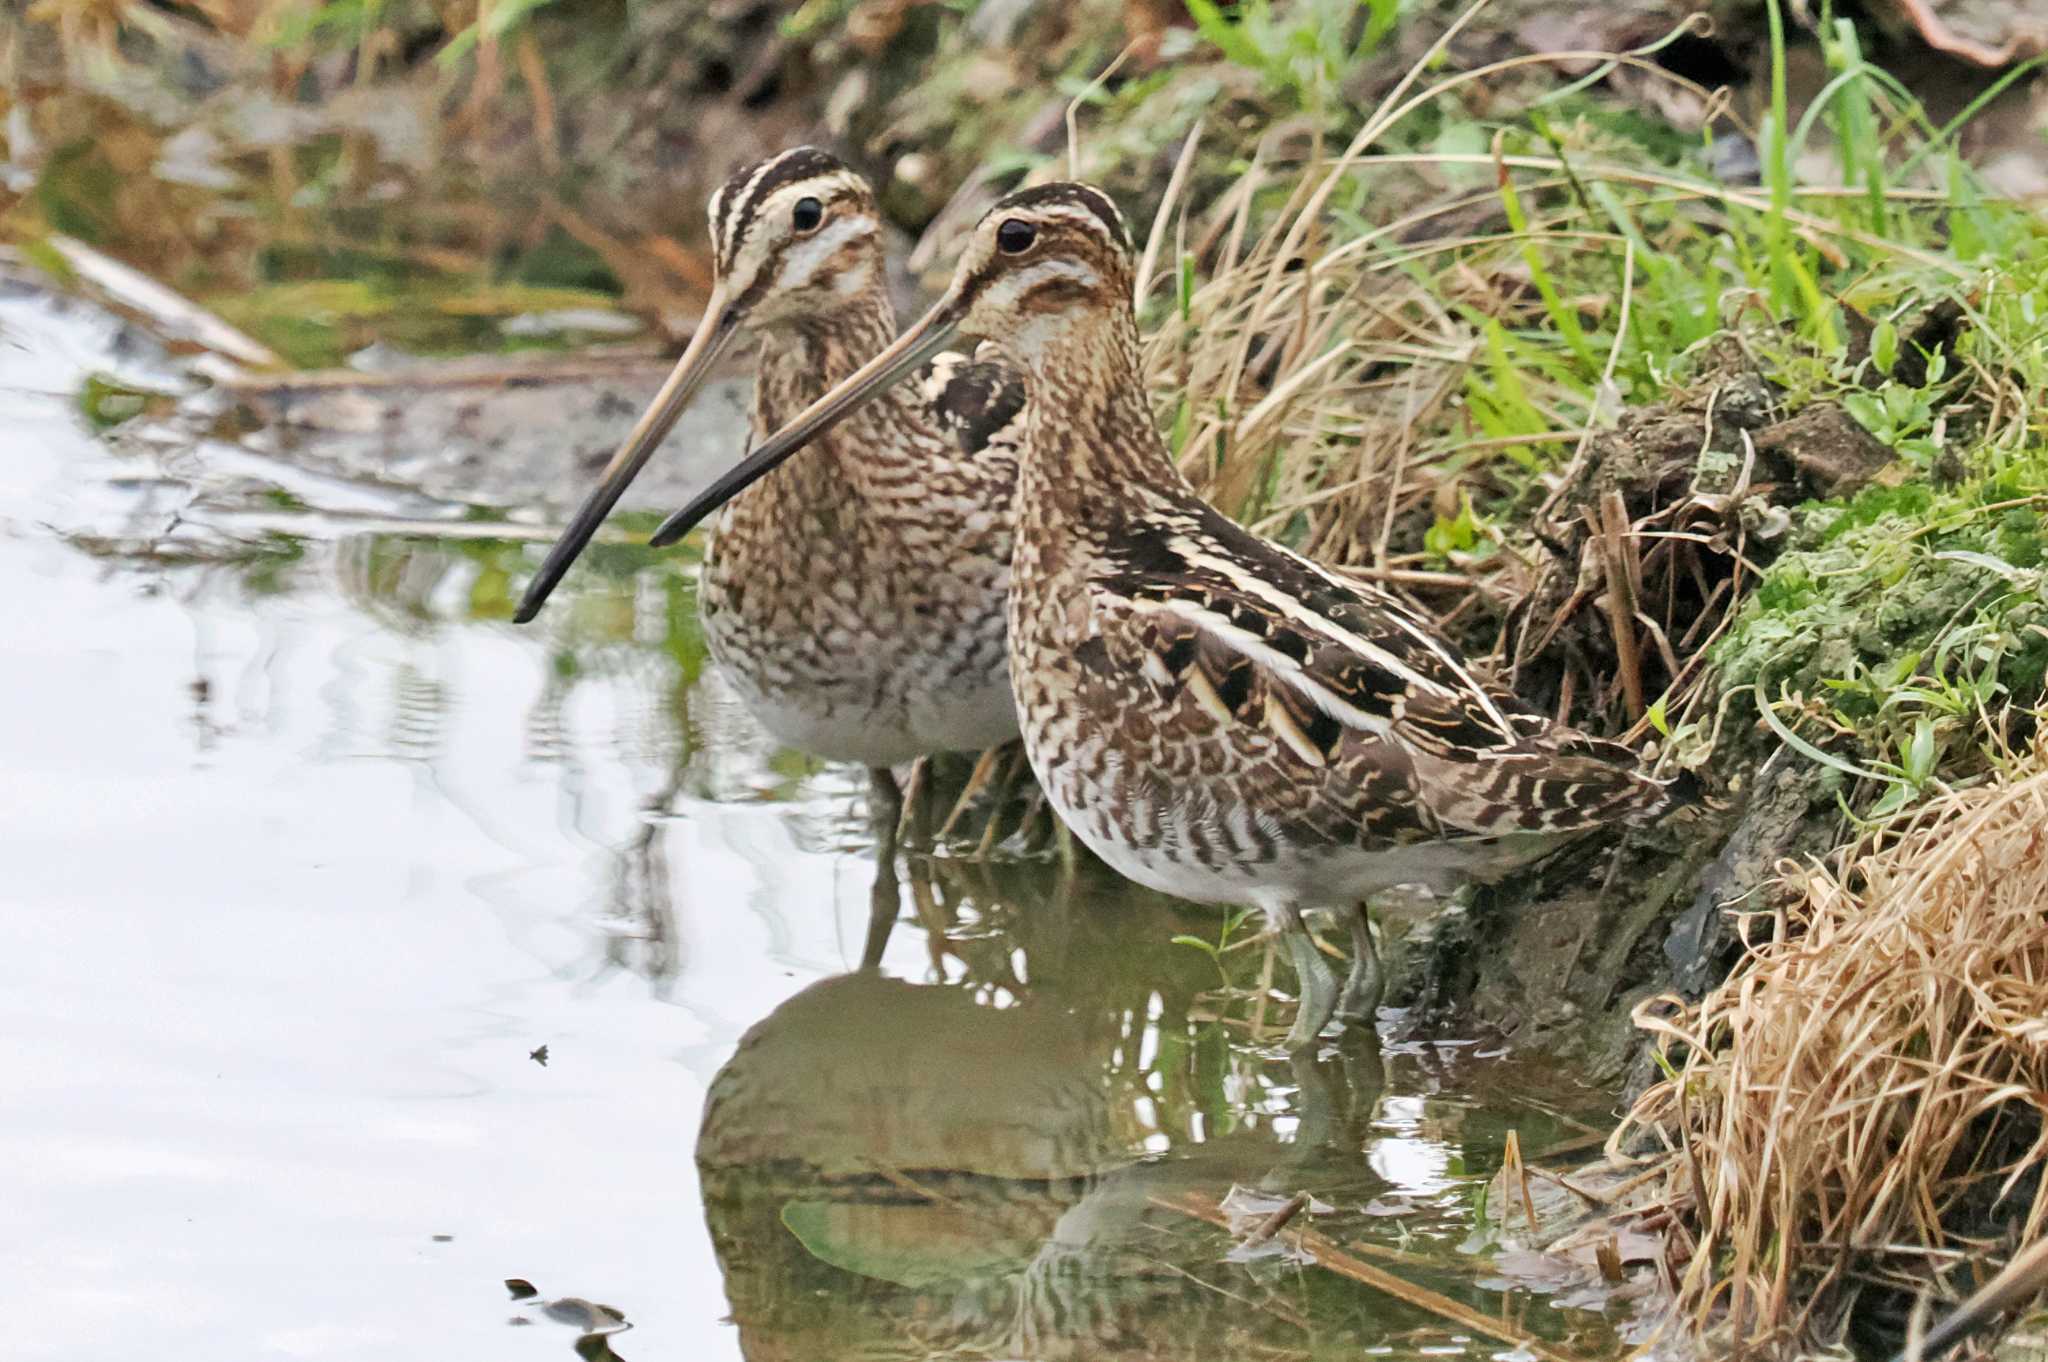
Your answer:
(1610, 746), (2048, 1355)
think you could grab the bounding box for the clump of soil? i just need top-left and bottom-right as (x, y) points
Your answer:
(1501, 335), (1908, 741)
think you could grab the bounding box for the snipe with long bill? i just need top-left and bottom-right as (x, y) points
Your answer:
(653, 179), (1693, 1052)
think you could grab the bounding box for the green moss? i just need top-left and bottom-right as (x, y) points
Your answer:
(1817, 482), (1937, 542)
(34, 139), (120, 243)
(1714, 443), (2048, 785)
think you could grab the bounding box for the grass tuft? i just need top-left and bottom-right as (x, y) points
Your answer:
(1612, 744), (2048, 1353)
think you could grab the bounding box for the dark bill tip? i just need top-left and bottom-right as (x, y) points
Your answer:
(512, 291), (737, 623)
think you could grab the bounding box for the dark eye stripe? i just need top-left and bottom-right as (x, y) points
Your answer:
(716, 146), (854, 263)
(990, 182), (1130, 250)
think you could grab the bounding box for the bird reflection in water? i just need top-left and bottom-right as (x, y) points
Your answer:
(695, 852), (1391, 1361)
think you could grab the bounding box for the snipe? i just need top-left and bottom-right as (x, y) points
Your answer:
(513, 148), (1024, 823)
(648, 180), (1690, 1051)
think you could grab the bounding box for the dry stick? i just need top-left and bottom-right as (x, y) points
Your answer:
(1063, 41), (1137, 180)
(1134, 119), (1205, 313)
(1594, 491), (1647, 721)
(1154, 1191), (1587, 1362)
(1337, 566), (1478, 591)
(1240, 1192), (1312, 1250)
(48, 236), (284, 370)
(1503, 1130), (1540, 1235)
(1534, 1161), (1668, 1210)
(515, 31), (561, 177)
(1376, 369), (1419, 563)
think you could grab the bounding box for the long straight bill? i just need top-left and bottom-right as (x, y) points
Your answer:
(513, 287), (738, 624)
(645, 297), (966, 549)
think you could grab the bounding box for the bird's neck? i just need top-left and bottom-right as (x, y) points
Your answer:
(748, 290), (928, 503)
(1014, 309), (1187, 526)
(753, 294), (897, 425)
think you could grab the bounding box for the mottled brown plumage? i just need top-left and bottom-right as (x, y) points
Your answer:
(658, 180), (1688, 1050)
(514, 149), (1021, 779)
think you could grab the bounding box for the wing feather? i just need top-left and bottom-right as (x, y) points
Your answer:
(1098, 500), (1679, 839)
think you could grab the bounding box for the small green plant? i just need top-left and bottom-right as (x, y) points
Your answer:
(1423, 494), (1494, 563)
(77, 372), (170, 429)
(1172, 907), (1256, 986)
(1841, 350), (1947, 463)
(1457, 1177), (1501, 1255)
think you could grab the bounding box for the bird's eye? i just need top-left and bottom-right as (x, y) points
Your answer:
(996, 219), (1037, 254)
(791, 197), (824, 232)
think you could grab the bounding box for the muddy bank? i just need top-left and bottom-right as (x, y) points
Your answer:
(220, 350), (752, 516)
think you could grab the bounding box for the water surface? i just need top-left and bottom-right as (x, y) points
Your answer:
(0, 281), (1633, 1361)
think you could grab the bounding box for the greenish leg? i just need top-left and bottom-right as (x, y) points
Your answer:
(1282, 911), (1339, 1053)
(897, 756), (933, 848)
(1336, 901), (1383, 1025)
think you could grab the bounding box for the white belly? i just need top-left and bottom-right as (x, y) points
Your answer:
(716, 653), (1018, 768)
(1029, 732), (1560, 911)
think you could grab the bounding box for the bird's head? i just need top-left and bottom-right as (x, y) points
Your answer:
(636, 181), (1136, 551)
(511, 147), (883, 624)
(931, 181), (1135, 361)
(706, 147), (886, 331)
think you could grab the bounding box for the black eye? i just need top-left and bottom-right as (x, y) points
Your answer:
(996, 219), (1036, 254)
(791, 197), (823, 232)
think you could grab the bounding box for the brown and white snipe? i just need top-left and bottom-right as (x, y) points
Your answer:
(650, 179), (1691, 1051)
(513, 148), (1024, 820)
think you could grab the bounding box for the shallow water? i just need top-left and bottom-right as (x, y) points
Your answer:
(1, 281), (1638, 1361)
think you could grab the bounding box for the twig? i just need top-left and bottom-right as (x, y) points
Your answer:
(1154, 1190), (1588, 1362)
(47, 236), (282, 370)
(1503, 1130), (1540, 1235)
(1064, 41), (1137, 179)
(1135, 119), (1204, 311)
(515, 31), (561, 176)
(1241, 1192), (1312, 1250)
(1594, 491), (1646, 720)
